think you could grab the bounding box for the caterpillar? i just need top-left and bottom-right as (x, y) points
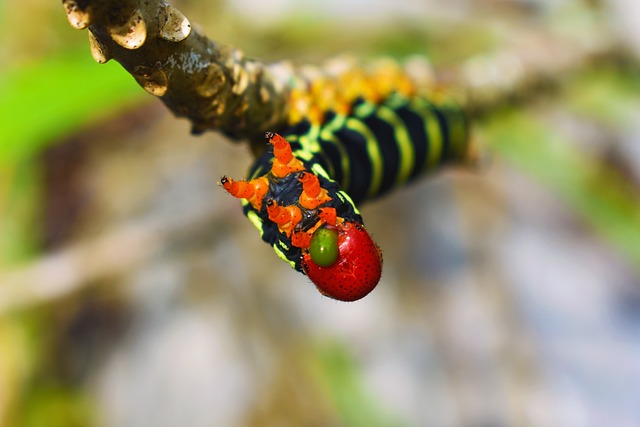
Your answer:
(221, 62), (471, 302)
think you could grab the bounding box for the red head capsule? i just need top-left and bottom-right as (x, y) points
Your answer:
(302, 222), (382, 302)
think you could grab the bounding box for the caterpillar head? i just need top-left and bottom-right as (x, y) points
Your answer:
(302, 222), (382, 302)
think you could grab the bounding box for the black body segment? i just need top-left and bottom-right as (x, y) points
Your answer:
(282, 93), (470, 204)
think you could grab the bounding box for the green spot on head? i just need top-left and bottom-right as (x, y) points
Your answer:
(309, 226), (339, 267)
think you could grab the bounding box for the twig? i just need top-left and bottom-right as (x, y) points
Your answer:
(62, 0), (294, 147)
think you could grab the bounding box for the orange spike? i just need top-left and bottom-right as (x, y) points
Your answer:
(299, 172), (332, 209)
(248, 176), (269, 211)
(318, 207), (338, 226)
(291, 230), (312, 249)
(269, 132), (294, 164)
(221, 176), (252, 198)
(266, 200), (302, 237)
(266, 199), (288, 223)
(299, 172), (321, 197)
(267, 132), (306, 178)
(271, 160), (306, 178)
(221, 176), (270, 211)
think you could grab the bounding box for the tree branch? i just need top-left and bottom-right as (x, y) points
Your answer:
(61, 0), (624, 148)
(62, 0), (294, 146)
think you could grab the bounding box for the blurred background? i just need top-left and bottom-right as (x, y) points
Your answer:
(1, 0), (640, 426)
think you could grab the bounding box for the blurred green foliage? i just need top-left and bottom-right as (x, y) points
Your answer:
(482, 66), (640, 271)
(0, 163), (41, 265)
(310, 342), (409, 427)
(0, 38), (144, 427)
(0, 52), (146, 264)
(0, 52), (145, 165)
(19, 384), (95, 427)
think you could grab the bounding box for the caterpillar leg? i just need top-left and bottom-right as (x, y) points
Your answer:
(220, 132), (382, 302)
(298, 172), (332, 209)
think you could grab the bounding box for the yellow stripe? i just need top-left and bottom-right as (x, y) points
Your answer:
(345, 117), (383, 199)
(273, 241), (296, 269)
(376, 105), (414, 186)
(296, 125), (321, 162)
(311, 162), (331, 180)
(297, 124), (346, 181)
(448, 105), (468, 160)
(353, 101), (376, 117)
(426, 114), (442, 169)
(320, 115), (351, 190)
(336, 191), (360, 216)
(247, 209), (265, 235)
(414, 99), (442, 170)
